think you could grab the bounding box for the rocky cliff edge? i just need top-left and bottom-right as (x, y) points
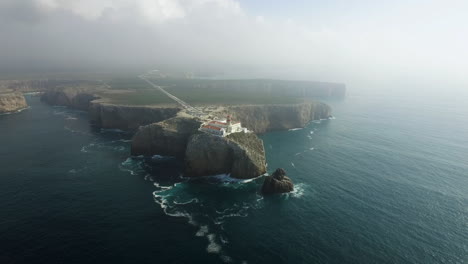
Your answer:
(0, 92), (28, 114)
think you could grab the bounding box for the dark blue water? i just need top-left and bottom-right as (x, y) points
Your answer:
(0, 91), (467, 264)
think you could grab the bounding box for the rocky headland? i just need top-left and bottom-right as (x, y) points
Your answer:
(0, 92), (28, 114)
(131, 116), (267, 179)
(37, 81), (334, 182)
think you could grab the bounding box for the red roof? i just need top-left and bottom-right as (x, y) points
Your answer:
(202, 125), (222, 131)
(209, 120), (240, 125)
(209, 121), (227, 125)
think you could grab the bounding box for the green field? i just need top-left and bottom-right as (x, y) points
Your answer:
(107, 78), (151, 90)
(97, 89), (175, 106)
(102, 77), (302, 106)
(166, 86), (301, 105)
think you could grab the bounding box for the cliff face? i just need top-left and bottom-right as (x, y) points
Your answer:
(225, 102), (332, 133)
(184, 132), (266, 179)
(0, 92), (28, 114)
(131, 117), (202, 158)
(41, 88), (98, 111)
(89, 103), (180, 132)
(130, 116), (267, 179)
(41, 88), (180, 131)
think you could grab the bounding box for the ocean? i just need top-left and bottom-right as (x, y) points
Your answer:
(0, 88), (467, 264)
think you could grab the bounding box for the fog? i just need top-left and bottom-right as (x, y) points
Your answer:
(1, 0), (467, 87)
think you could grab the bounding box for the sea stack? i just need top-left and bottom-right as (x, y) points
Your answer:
(261, 168), (294, 195)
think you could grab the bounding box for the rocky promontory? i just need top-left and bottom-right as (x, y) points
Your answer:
(0, 92), (28, 114)
(261, 168), (294, 194)
(131, 116), (267, 179)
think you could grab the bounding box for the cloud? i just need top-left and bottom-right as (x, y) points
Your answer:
(0, 0), (467, 85)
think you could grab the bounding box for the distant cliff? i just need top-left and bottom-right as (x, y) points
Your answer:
(0, 92), (28, 114)
(89, 103), (179, 132)
(221, 102), (332, 133)
(41, 89), (180, 131)
(156, 78), (346, 98)
(0, 79), (100, 93)
(41, 88), (98, 111)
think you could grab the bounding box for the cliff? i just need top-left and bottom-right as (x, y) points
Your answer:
(184, 132), (266, 179)
(89, 103), (179, 132)
(131, 116), (267, 179)
(41, 88), (180, 131)
(0, 92), (28, 114)
(41, 88), (98, 111)
(131, 116), (202, 158)
(224, 102), (332, 133)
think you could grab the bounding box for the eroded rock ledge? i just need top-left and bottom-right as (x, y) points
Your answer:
(0, 92), (28, 114)
(41, 89), (180, 132)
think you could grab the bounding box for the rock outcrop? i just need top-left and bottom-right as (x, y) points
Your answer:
(184, 132), (266, 179)
(41, 88), (98, 111)
(89, 103), (179, 132)
(131, 115), (267, 179)
(41, 88), (180, 132)
(0, 92), (28, 114)
(261, 168), (294, 195)
(131, 116), (202, 158)
(224, 102), (332, 133)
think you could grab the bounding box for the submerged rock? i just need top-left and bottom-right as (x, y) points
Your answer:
(184, 132), (267, 179)
(261, 168), (294, 195)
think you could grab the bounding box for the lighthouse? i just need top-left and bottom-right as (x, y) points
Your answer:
(226, 115), (232, 133)
(199, 114), (248, 136)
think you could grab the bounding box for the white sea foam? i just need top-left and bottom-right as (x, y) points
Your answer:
(196, 225), (209, 237)
(220, 255), (233, 263)
(153, 182), (172, 190)
(288, 127), (303, 131)
(291, 162), (296, 168)
(310, 147), (315, 150)
(289, 183), (307, 198)
(174, 198), (199, 205)
(310, 131), (314, 134)
(206, 234), (222, 254)
(0, 106), (30, 115)
(100, 128), (125, 133)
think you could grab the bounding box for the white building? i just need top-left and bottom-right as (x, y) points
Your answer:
(199, 115), (248, 136)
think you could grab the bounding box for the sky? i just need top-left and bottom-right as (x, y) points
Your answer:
(0, 0), (467, 85)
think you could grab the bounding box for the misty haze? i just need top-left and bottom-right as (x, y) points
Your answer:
(0, 1), (466, 264)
